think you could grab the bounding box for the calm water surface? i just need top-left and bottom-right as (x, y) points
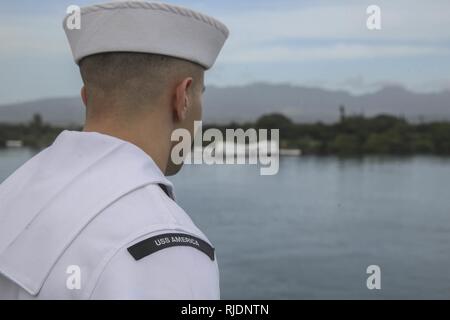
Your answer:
(1, 148), (449, 299)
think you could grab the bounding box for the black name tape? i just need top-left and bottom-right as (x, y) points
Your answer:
(127, 233), (215, 261)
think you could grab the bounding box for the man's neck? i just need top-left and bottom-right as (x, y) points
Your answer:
(83, 121), (171, 175)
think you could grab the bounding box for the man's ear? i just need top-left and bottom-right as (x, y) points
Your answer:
(81, 86), (88, 107)
(173, 77), (193, 122)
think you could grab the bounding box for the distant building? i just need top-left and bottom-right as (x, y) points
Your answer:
(279, 149), (301, 156)
(6, 140), (23, 148)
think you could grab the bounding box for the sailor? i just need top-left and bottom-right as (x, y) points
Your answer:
(0, 1), (228, 299)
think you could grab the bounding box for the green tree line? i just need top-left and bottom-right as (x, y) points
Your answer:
(1, 112), (450, 155)
(207, 113), (450, 155)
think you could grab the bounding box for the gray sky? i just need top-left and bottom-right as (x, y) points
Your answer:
(1, 0), (450, 104)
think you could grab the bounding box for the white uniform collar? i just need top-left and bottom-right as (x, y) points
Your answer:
(0, 130), (175, 295)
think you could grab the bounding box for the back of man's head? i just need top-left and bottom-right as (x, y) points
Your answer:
(79, 52), (204, 119)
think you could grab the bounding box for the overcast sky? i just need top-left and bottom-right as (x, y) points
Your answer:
(1, 0), (450, 104)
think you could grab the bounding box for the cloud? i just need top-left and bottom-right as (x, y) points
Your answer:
(220, 44), (450, 63)
(0, 16), (68, 55)
(221, 0), (450, 44)
(218, 0), (450, 63)
(335, 76), (450, 95)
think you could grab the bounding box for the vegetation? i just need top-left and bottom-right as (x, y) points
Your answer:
(208, 112), (450, 156)
(1, 111), (450, 155)
(0, 114), (79, 149)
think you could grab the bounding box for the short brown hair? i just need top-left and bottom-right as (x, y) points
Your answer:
(79, 52), (204, 112)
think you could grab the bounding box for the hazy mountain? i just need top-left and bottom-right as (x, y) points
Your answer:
(0, 84), (449, 125)
(0, 97), (84, 126)
(203, 83), (450, 123)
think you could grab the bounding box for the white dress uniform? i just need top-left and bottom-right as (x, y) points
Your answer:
(0, 1), (228, 300)
(0, 130), (219, 299)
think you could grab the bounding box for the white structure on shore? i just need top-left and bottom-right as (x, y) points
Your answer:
(279, 148), (302, 156)
(191, 141), (301, 158)
(5, 140), (23, 148)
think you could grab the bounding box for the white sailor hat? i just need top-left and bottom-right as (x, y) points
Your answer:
(63, 1), (229, 69)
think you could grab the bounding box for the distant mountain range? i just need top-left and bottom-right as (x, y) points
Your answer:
(0, 83), (449, 125)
